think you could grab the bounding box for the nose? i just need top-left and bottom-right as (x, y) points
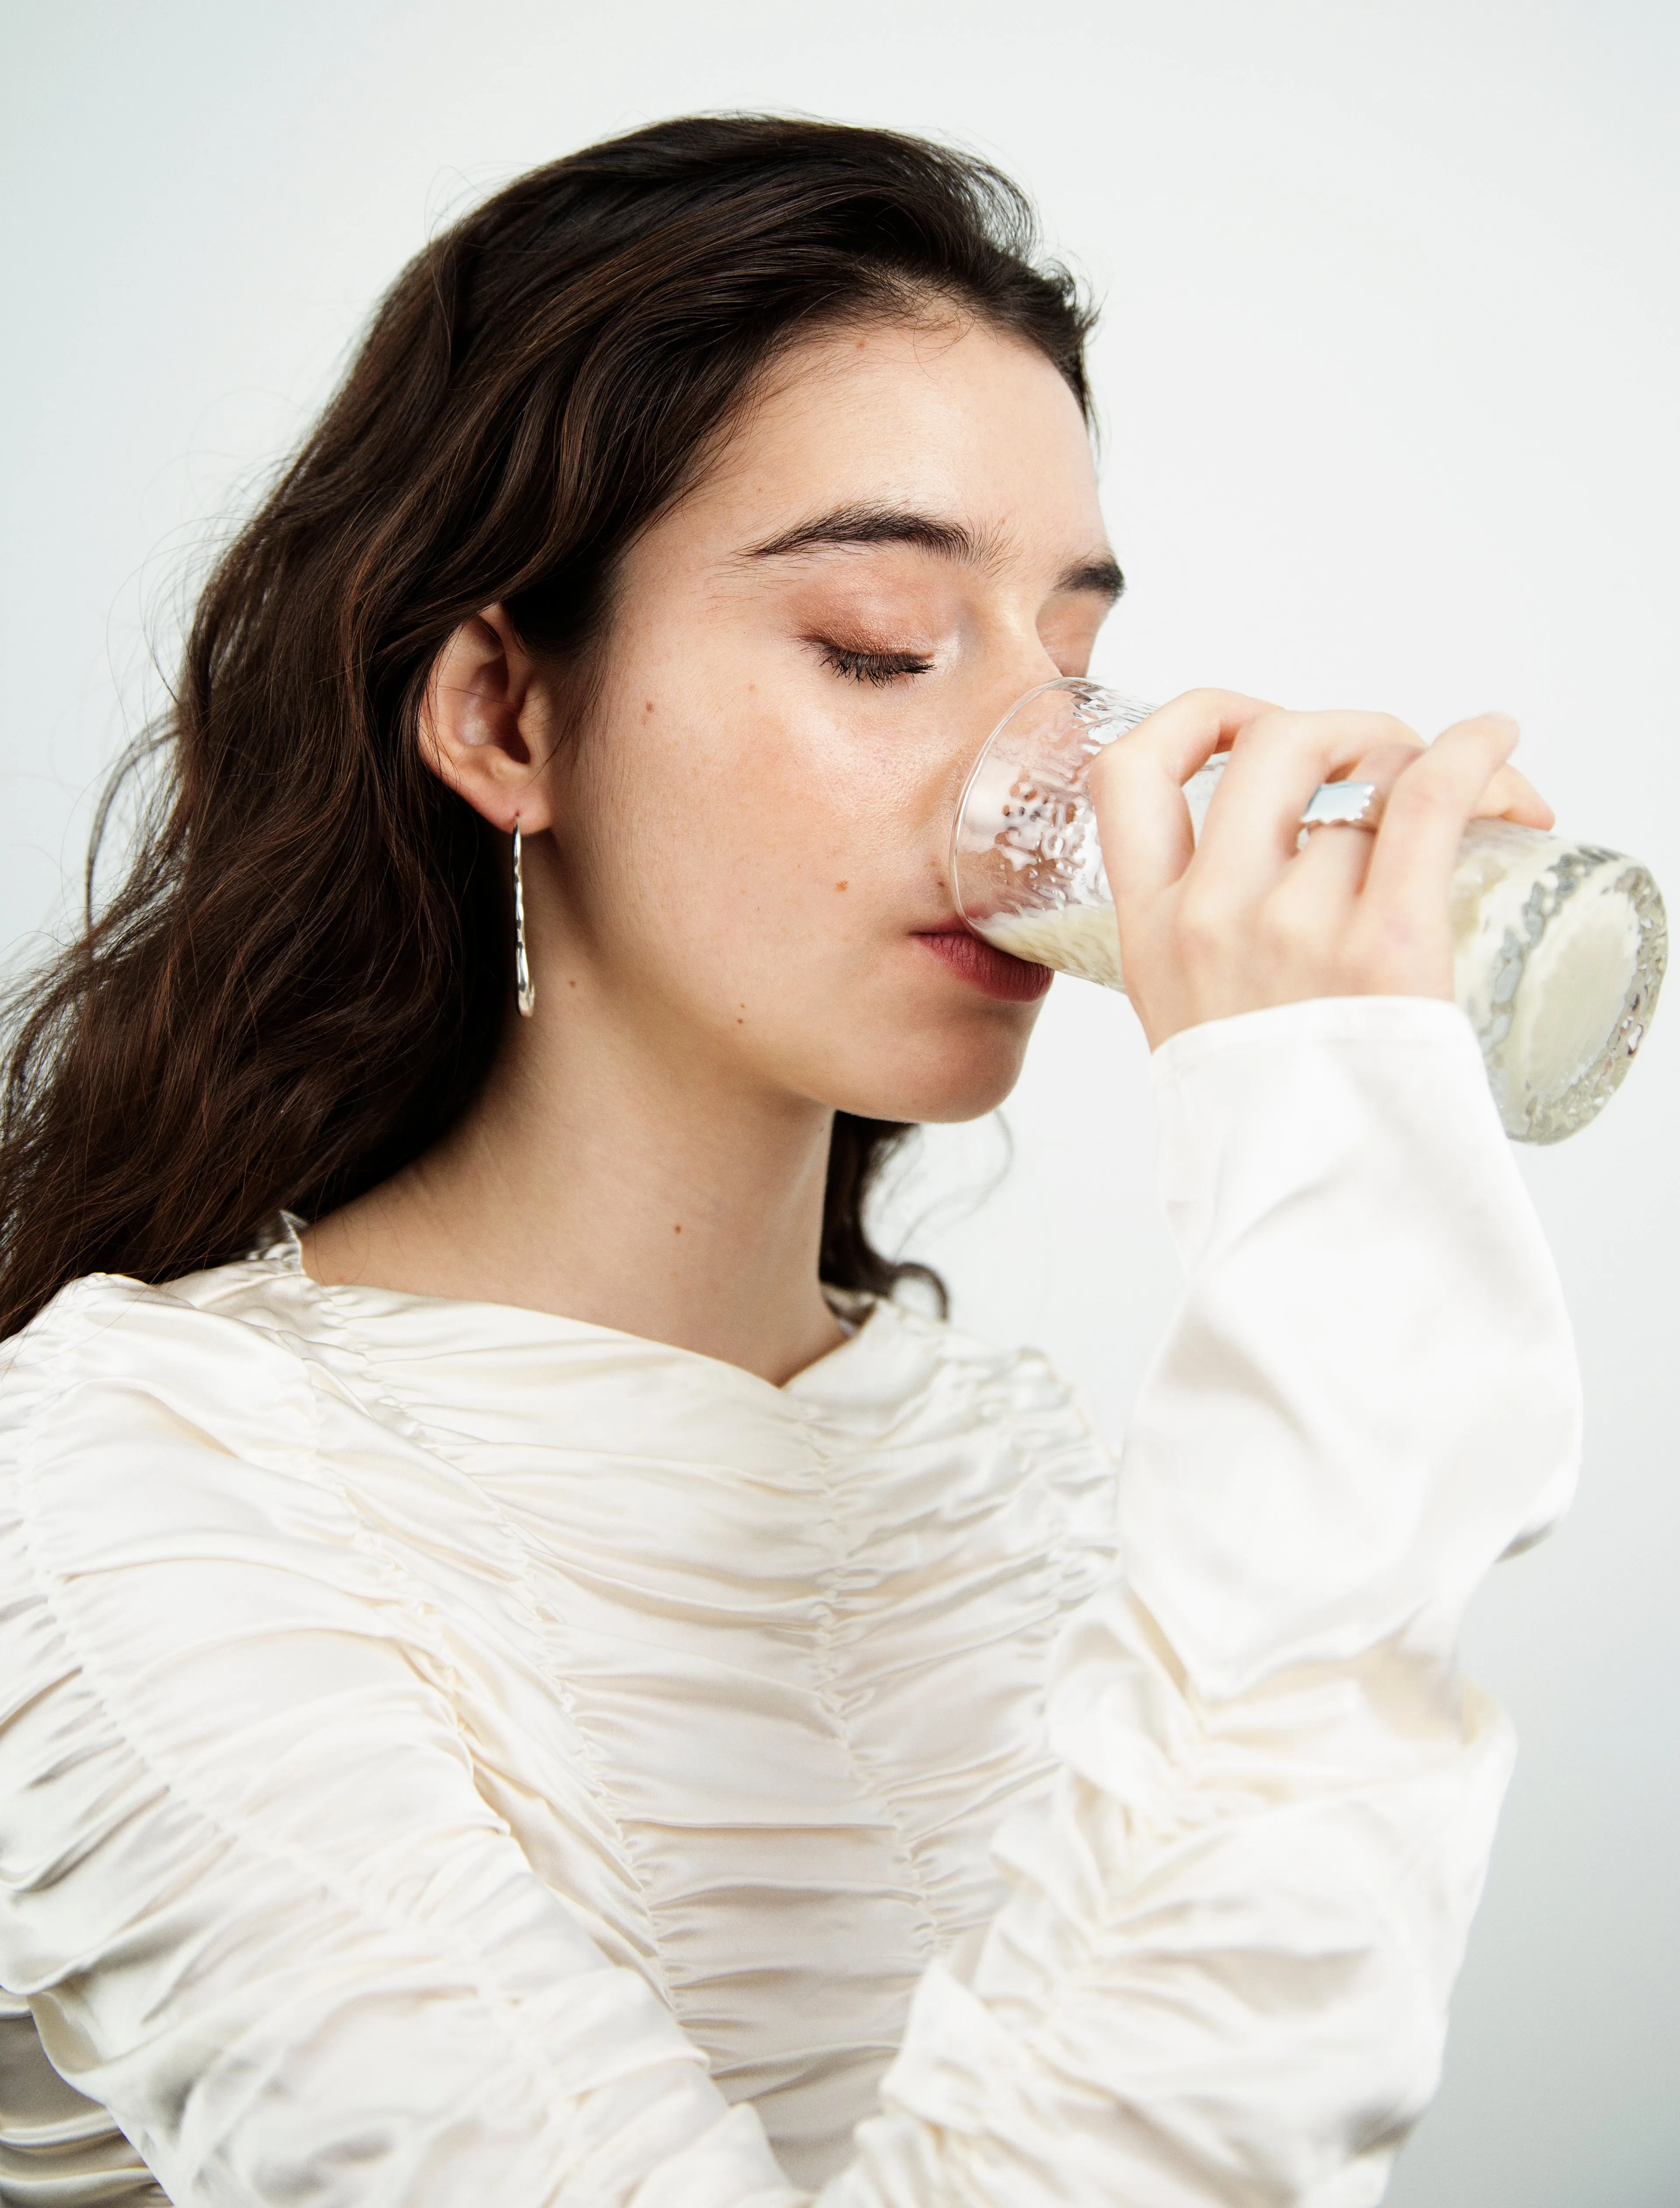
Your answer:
(979, 638), (1078, 739)
(958, 653), (1083, 797)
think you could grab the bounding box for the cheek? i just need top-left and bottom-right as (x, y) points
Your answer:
(574, 691), (883, 995)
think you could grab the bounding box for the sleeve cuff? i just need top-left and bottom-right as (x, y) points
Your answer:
(1150, 993), (1478, 1083)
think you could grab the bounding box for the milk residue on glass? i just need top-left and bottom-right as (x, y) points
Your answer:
(951, 681), (1666, 1145)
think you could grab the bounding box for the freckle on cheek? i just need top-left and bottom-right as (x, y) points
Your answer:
(835, 881), (848, 892)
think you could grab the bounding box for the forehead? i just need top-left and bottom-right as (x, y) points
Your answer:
(668, 315), (1104, 563)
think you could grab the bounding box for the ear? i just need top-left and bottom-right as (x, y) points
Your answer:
(419, 604), (558, 833)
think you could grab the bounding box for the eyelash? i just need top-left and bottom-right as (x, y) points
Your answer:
(817, 643), (935, 686)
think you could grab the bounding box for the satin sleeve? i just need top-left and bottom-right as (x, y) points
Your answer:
(0, 995), (1581, 2208)
(831, 996), (1580, 2208)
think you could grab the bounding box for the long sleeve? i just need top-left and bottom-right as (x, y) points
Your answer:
(0, 995), (1580, 2207)
(827, 994), (1579, 2207)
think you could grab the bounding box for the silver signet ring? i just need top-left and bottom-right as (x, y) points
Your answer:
(1298, 780), (1385, 833)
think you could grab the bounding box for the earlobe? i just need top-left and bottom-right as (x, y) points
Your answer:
(419, 604), (557, 833)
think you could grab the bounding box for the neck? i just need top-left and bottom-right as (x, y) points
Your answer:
(301, 1001), (848, 1389)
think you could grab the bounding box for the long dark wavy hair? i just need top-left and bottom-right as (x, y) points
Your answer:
(0, 115), (1095, 1340)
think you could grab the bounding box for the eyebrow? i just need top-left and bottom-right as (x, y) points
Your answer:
(741, 502), (1124, 603)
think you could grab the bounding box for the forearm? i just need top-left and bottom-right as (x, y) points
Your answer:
(823, 998), (1580, 2208)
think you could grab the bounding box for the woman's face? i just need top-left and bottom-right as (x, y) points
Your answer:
(532, 312), (1120, 1124)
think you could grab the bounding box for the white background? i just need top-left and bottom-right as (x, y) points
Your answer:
(3, 4), (1675, 2200)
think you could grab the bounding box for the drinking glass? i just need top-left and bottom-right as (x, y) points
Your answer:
(949, 679), (1666, 1143)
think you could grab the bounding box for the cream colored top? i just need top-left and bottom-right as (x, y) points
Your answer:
(0, 998), (1580, 2207)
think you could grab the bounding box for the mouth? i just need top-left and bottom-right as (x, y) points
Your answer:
(914, 923), (1054, 1004)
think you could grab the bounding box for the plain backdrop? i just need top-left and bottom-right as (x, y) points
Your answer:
(3, 4), (1676, 2201)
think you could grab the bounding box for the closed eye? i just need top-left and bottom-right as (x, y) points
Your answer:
(816, 642), (935, 686)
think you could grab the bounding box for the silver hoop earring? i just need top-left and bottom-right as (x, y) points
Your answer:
(512, 820), (536, 1017)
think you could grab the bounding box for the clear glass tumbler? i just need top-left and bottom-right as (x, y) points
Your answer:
(950, 678), (1667, 1143)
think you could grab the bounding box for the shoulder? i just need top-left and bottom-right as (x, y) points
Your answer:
(0, 1260), (355, 1580)
(0, 1262), (443, 1799)
(1, 1256), (320, 1439)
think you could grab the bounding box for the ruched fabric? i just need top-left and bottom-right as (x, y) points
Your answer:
(0, 998), (1580, 2206)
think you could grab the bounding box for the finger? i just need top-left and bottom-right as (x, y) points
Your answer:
(1088, 688), (1274, 911)
(1362, 712), (1521, 918)
(1284, 740), (1420, 903)
(1473, 759), (1554, 830)
(1193, 709), (1424, 904)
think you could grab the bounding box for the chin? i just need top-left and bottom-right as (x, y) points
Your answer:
(820, 1016), (1037, 1126)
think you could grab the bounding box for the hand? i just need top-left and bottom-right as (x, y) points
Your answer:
(1088, 690), (1554, 1052)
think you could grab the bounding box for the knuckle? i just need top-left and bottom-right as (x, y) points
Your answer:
(1371, 738), (1428, 778)
(1231, 707), (1296, 757)
(1252, 707), (1299, 743)
(1173, 890), (1235, 966)
(1365, 712), (1422, 750)
(1253, 900), (1313, 963)
(1175, 685), (1248, 715)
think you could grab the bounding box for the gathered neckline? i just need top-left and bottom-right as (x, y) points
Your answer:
(249, 1211), (890, 1408)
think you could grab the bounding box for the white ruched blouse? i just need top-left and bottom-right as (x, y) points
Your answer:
(0, 997), (1581, 2208)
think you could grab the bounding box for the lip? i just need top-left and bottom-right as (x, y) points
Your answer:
(914, 923), (1054, 1003)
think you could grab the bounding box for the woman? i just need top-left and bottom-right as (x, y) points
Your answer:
(0, 116), (1578, 2206)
